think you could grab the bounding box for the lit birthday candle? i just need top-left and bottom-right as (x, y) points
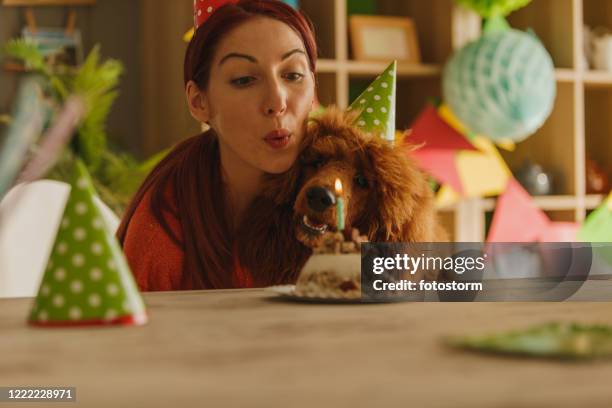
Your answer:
(334, 178), (345, 231)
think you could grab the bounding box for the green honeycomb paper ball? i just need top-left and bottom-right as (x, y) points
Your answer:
(443, 29), (556, 142)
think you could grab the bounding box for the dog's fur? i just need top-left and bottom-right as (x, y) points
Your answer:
(237, 108), (445, 285)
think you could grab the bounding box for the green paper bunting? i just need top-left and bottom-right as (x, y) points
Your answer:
(577, 197), (612, 266)
(578, 198), (612, 242)
(347, 60), (396, 143)
(29, 159), (147, 326)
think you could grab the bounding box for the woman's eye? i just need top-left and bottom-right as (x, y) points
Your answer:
(284, 72), (304, 82)
(354, 174), (369, 188)
(230, 76), (255, 87)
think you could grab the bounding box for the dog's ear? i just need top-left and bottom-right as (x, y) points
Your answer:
(363, 140), (437, 242)
(308, 106), (363, 142)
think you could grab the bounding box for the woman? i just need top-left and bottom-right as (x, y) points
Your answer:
(116, 0), (317, 291)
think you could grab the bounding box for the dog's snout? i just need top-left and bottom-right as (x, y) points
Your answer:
(306, 186), (336, 212)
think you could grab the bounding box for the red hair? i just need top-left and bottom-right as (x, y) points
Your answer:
(185, 0), (317, 88)
(117, 0), (317, 289)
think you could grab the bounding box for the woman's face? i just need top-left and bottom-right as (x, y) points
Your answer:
(197, 17), (315, 175)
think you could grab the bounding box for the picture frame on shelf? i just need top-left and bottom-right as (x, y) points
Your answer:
(22, 27), (84, 67)
(349, 15), (421, 63)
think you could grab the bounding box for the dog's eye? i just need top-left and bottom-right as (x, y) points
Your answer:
(354, 174), (369, 188)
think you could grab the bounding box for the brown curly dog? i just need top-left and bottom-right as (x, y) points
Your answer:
(237, 108), (445, 285)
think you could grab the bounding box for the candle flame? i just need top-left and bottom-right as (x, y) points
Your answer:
(334, 178), (343, 195)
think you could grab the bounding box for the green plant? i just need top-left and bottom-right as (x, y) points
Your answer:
(1, 39), (165, 215)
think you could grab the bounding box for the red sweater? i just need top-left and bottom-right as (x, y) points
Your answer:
(122, 189), (254, 291)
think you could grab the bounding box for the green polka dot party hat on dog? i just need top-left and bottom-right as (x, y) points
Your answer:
(347, 60), (397, 144)
(29, 159), (147, 327)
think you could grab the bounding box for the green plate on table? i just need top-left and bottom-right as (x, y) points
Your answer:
(446, 322), (612, 360)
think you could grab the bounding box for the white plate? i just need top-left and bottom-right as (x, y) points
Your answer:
(265, 285), (364, 304)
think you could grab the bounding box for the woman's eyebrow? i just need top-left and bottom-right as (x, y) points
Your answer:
(218, 48), (306, 66)
(282, 48), (306, 60)
(219, 53), (257, 66)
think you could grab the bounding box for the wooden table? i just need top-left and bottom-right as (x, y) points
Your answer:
(3, 285), (612, 407)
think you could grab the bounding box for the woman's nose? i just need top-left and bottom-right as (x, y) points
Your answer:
(263, 80), (287, 117)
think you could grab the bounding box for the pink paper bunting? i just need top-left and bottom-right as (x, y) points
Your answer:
(407, 105), (476, 151)
(487, 178), (550, 242)
(411, 148), (464, 194)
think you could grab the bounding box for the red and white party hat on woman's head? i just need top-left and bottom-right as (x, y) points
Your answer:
(194, 0), (240, 29)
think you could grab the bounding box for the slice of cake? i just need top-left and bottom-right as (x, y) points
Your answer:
(294, 229), (367, 299)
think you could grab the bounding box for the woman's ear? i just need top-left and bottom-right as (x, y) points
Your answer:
(186, 80), (210, 123)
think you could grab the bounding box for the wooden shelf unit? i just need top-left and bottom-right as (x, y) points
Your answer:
(2, 0), (94, 5)
(305, 0), (610, 241)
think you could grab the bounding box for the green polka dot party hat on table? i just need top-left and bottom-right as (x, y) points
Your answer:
(347, 60), (396, 143)
(29, 159), (147, 327)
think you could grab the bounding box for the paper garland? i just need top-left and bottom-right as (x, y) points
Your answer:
(578, 194), (612, 265)
(578, 194), (612, 242)
(409, 105), (476, 151)
(540, 222), (579, 242)
(456, 135), (512, 197)
(435, 184), (461, 208)
(487, 178), (550, 242)
(408, 104), (510, 198)
(406, 103), (606, 244)
(412, 149), (464, 194)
